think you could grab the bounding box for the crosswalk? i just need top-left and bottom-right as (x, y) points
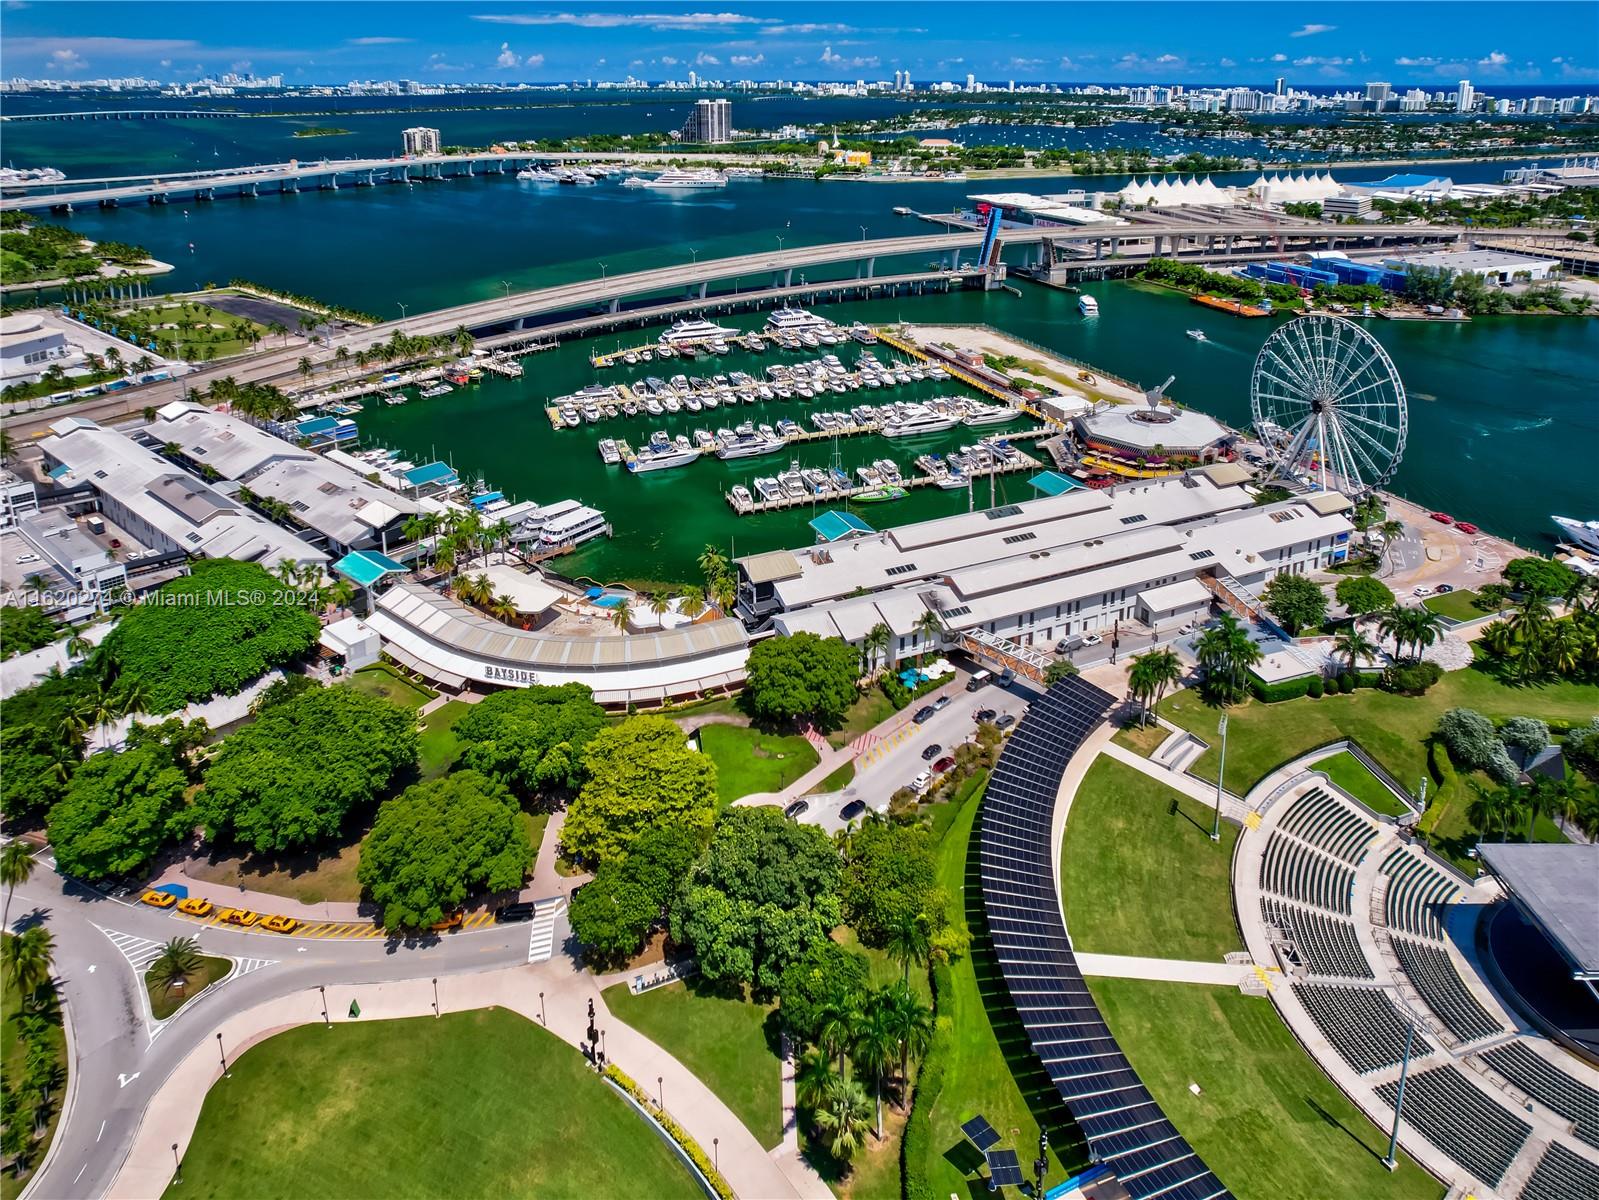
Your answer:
(527, 898), (567, 963)
(95, 926), (169, 973)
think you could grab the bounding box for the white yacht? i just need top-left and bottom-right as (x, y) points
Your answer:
(766, 307), (835, 335)
(1553, 516), (1599, 555)
(659, 318), (741, 346)
(1078, 295), (1100, 317)
(632, 167), (728, 190)
(516, 167), (560, 182)
(962, 404), (1021, 427)
(539, 501), (609, 548)
(880, 408), (961, 438)
(627, 431), (701, 473)
(716, 429), (787, 460)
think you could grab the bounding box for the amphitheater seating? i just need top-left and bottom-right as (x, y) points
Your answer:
(1295, 984), (1430, 1074)
(1261, 832), (1356, 915)
(1380, 847), (1460, 940)
(1482, 1042), (1599, 1151)
(1519, 1142), (1599, 1200)
(1279, 786), (1378, 864)
(1261, 897), (1372, 979)
(1375, 1064), (1531, 1189)
(1392, 937), (1506, 1044)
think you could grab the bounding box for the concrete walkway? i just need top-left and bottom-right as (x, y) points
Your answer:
(1100, 740), (1250, 821)
(1075, 952), (1254, 986)
(110, 954), (806, 1200)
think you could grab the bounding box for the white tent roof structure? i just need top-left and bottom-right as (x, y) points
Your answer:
(1115, 174), (1237, 208)
(1250, 171), (1345, 204)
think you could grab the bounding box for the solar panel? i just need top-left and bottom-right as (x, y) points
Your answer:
(977, 677), (1232, 1200)
(985, 1147), (1024, 1187)
(961, 1115), (1000, 1151)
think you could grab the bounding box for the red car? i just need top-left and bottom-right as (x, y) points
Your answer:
(933, 756), (956, 774)
(1455, 522), (1478, 535)
(1429, 512), (1454, 525)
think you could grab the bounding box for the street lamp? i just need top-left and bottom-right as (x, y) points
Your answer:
(1383, 1014), (1421, 1171)
(775, 234), (785, 252)
(172, 1143), (182, 1186)
(859, 225), (868, 241)
(598, 261), (608, 280)
(1212, 715), (1227, 842)
(501, 280), (512, 300)
(713, 1138), (719, 1172)
(432, 977), (439, 1017)
(539, 990), (546, 1025)
(689, 247), (699, 265)
(320, 985), (329, 1027)
(216, 1032), (230, 1079)
(396, 302), (408, 322)
(658, 1075), (664, 1109)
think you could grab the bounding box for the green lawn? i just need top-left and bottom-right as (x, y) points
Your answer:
(1316, 751), (1412, 818)
(602, 978), (784, 1150)
(187, 838), (364, 905)
(147, 955), (232, 1020)
(697, 724), (819, 805)
(913, 782), (1085, 1198)
(1111, 718), (1170, 758)
(806, 760), (857, 795)
(115, 301), (271, 360)
(342, 664), (433, 709)
(1060, 758), (1242, 961)
(1422, 589), (1506, 622)
(1089, 979), (1443, 1200)
(1, 935), (68, 1200)
(166, 1008), (701, 1200)
(826, 689), (899, 749)
(418, 700), (471, 778)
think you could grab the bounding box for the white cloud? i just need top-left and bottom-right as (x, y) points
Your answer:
(694, 51), (720, 66)
(1270, 52), (1287, 63)
(473, 11), (770, 31)
(659, 55), (680, 66)
(1478, 50), (1509, 67)
(159, 57), (171, 68)
(1293, 55), (1351, 67)
(819, 45), (879, 70)
(1290, 23), (1336, 37)
(762, 23), (853, 35)
(49, 47), (85, 70)
(1155, 53), (1179, 64)
(1394, 56), (1440, 67)
(230, 59), (253, 73)
(1219, 57), (1236, 68)
(1008, 57), (1044, 71)
(496, 42), (519, 68)
(1058, 56), (1079, 72)
(730, 53), (764, 67)
(526, 53), (545, 69)
(348, 36), (412, 46)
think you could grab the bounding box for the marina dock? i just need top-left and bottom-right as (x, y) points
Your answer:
(724, 448), (1042, 515)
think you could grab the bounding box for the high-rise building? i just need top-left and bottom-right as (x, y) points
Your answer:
(1456, 79), (1474, 112)
(965, 73), (976, 93)
(679, 97), (732, 143)
(1365, 81), (1392, 103)
(687, 70), (698, 89)
(401, 126), (440, 156)
(1274, 77), (1285, 96)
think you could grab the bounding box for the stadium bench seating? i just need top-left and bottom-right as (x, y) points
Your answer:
(1295, 983), (1429, 1074)
(1279, 786), (1377, 864)
(1392, 937), (1505, 1044)
(1518, 1142), (1599, 1200)
(1261, 897), (1372, 979)
(1482, 1042), (1599, 1151)
(1380, 847), (1459, 940)
(1261, 833), (1356, 915)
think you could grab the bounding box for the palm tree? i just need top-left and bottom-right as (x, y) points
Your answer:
(274, 558), (301, 588)
(1377, 604), (1412, 662)
(852, 992), (899, 1137)
(698, 544), (728, 592)
(610, 598), (632, 632)
(914, 610), (945, 664)
(2, 925), (54, 1000)
(794, 1047), (837, 1112)
(64, 631), (94, 662)
(885, 913), (931, 983)
(118, 678), (152, 726)
(73, 681), (121, 749)
(817, 991), (860, 1079)
(1332, 628), (1378, 676)
(1127, 648), (1182, 727)
(863, 622), (893, 676)
(709, 573), (737, 617)
(1408, 607), (1445, 664)
(678, 585), (707, 621)
(812, 1076), (873, 1160)
(1, 842), (37, 929)
(882, 981), (933, 1093)
(647, 591), (673, 622)
(491, 593), (519, 624)
(146, 936), (203, 997)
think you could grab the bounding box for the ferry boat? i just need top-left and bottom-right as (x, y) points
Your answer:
(881, 408), (960, 438)
(767, 307), (835, 335)
(1186, 329), (1207, 342)
(1078, 295), (1100, 317)
(1553, 516), (1599, 555)
(627, 431), (700, 473)
(659, 318), (740, 346)
(539, 501), (609, 548)
(629, 167), (728, 190)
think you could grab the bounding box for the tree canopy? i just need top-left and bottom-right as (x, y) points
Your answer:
(561, 715), (716, 866)
(1, 721), (73, 823)
(568, 824), (705, 964)
(455, 683), (605, 798)
(47, 743), (190, 880)
(0, 606), (58, 659)
(196, 685), (417, 852)
(744, 633), (860, 728)
(100, 559), (320, 713)
(1503, 556), (1577, 600)
(778, 940), (870, 1042)
(839, 820), (948, 950)
(1262, 572), (1329, 635)
(673, 806), (842, 991)
(357, 770), (532, 930)
(1334, 575), (1395, 616)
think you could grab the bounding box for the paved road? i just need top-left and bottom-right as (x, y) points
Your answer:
(10, 862), (537, 1200)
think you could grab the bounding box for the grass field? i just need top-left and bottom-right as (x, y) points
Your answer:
(602, 978), (783, 1149)
(166, 1008), (700, 1200)
(1111, 718), (1170, 758)
(115, 301), (270, 360)
(418, 700), (471, 778)
(342, 664), (433, 709)
(1422, 589), (1505, 621)
(806, 760), (857, 795)
(698, 724), (819, 805)
(147, 955), (231, 1020)
(1060, 758), (1242, 960)
(827, 689), (899, 749)
(186, 838), (364, 905)
(1089, 979), (1443, 1200)
(1, 935), (67, 1200)
(913, 783), (1085, 1197)
(1316, 751), (1412, 818)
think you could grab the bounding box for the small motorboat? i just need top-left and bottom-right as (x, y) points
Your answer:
(1186, 329), (1208, 342)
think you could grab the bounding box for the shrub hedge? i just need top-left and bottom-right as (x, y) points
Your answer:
(902, 959), (954, 1200)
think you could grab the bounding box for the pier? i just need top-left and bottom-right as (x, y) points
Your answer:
(724, 449), (1042, 515)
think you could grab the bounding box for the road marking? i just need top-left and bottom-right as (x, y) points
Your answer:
(93, 926), (168, 973)
(117, 1072), (140, 1088)
(527, 899), (567, 963)
(74, 1165), (87, 1184)
(87, 964), (96, 973)
(97, 1120), (105, 1142)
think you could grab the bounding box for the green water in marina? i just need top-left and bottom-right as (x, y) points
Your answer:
(40, 171), (1599, 580)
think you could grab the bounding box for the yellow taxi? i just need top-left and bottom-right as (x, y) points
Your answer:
(218, 908), (261, 928)
(430, 911), (463, 932)
(177, 897), (214, 917)
(139, 890), (177, 909)
(260, 915), (299, 934)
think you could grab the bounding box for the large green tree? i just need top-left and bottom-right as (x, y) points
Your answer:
(673, 806), (843, 991)
(778, 940), (870, 1043)
(47, 744), (190, 880)
(100, 559), (320, 713)
(455, 683), (605, 797)
(357, 770), (533, 930)
(1334, 575), (1395, 617)
(839, 820), (948, 950)
(1503, 556), (1576, 600)
(744, 633), (860, 728)
(1262, 572), (1329, 635)
(1, 722), (75, 823)
(197, 686), (417, 853)
(568, 825), (705, 964)
(0, 606), (58, 659)
(561, 716), (716, 866)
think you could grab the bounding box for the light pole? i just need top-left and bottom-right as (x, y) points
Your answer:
(172, 1143), (182, 1186)
(432, 977), (439, 1017)
(320, 985), (329, 1027)
(598, 261), (608, 280)
(689, 247), (699, 265)
(859, 225), (868, 242)
(775, 234), (785, 253)
(501, 280), (512, 300)
(1383, 1017), (1419, 1171)
(539, 990), (546, 1025)
(658, 1075), (664, 1110)
(713, 1138), (719, 1172)
(396, 302), (408, 323)
(1212, 715), (1227, 842)
(216, 1032), (230, 1078)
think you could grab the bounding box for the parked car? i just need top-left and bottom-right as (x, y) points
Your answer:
(933, 756), (956, 774)
(431, 911), (463, 931)
(784, 799), (810, 819)
(177, 897), (213, 918)
(921, 743), (943, 761)
(218, 908), (261, 928)
(1055, 634), (1085, 654)
(14, 553), (39, 565)
(1455, 523), (1478, 536)
(911, 770), (932, 791)
(495, 903), (537, 924)
(1434, 583), (1455, 594)
(973, 707), (997, 724)
(912, 705), (936, 724)
(840, 799), (866, 821)
(1081, 633), (1103, 647)
(994, 713), (1017, 731)
(1413, 586), (1433, 598)
(139, 890), (176, 909)
(260, 915), (299, 934)
(932, 695), (952, 712)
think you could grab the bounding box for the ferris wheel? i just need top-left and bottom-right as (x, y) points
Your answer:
(1250, 315), (1408, 498)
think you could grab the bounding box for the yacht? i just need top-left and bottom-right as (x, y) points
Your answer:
(1078, 294), (1100, 317)
(419, 383), (453, 399)
(848, 323), (877, 345)
(716, 428), (787, 460)
(632, 167), (728, 190)
(1553, 516), (1599, 555)
(1186, 329), (1208, 342)
(516, 167), (560, 182)
(628, 431), (700, 473)
(766, 306), (835, 335)
(731, 484), (753, 506)
(539, 501), (609, 548)
(598, 439), (621, 465)
(963, 404), (1021, 427)
(644, 397), (664, 416)
(881, 408), (961, 438)
(753, 476), (783, 502)
(659, 318), (740, 346)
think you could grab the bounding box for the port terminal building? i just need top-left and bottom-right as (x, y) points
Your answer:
(735, 466), (1353, 660)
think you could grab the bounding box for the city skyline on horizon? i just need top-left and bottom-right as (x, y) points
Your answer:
(3, 1), (1596, 87)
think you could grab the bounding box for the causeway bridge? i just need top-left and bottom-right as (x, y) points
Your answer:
(0, 108), (248, 123)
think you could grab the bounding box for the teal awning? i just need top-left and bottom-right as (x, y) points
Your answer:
(1029, 470), (1080, 497)
(403, 461), (459, 488)
(809, 510), (875, 543)
(333, 550), (409, 589)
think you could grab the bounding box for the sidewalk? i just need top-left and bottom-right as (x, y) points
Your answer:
(110, 955), (806, 1200)
(1100, 740), (1250, 821)
(1075, 952), (1254, 986)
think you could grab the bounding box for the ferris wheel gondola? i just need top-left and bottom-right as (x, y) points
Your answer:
(1250, 315), (1407, 498)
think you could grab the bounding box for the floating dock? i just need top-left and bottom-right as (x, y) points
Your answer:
(725, 450), (1041, 515)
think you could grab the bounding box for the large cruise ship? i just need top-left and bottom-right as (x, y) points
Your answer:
(625, 167), (728, 190)
(658, 318), (741, 345)
(765, 307), (836, 334)
(880, 407), (962, 438)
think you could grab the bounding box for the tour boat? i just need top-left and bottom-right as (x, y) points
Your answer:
(1078, 295), (1100, 317)
(659, 318), (740, 346)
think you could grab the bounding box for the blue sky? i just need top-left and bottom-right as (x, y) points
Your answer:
(4, 2), (1596, 86)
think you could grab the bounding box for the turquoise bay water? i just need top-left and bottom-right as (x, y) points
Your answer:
(36, 167), (1599, 581)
